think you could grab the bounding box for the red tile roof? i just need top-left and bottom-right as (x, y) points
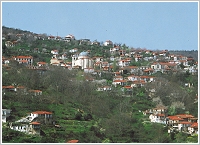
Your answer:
(191, 122), (198, 128)
(127, 66), (138, 69)
(30, 122), (40, 125)
(2, 85), (15, 89)
(167, 116), (183, 121)
(179, 121), (192, 124)
(156, 114), (165, 117)
(143, 68), (154, 72)
(15, 56), (33, 59)
(37, 62), (47, 65)
(49, 36), (55, 38)
(176, 114), (194, 118)
(67, 140), (79, 143)
(32, 111), (52, 115)
(160, 62), (177, 67)
(17, 86), (25, 89)
(124, 86), (132, 89)
(29, 90), (42, 93)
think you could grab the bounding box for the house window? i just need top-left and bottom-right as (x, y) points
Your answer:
(2, 111), (6, 115)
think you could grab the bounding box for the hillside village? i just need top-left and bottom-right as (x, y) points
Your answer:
(2, 27), (198, 143)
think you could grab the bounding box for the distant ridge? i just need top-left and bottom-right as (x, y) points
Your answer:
(2, 26), (199, 61)
(169, 50), (198, 61)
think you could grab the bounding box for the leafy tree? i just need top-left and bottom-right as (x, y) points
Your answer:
(112, 59), (119, 72)
(174, 132), (188, 143)
(186, 134), (198, 143)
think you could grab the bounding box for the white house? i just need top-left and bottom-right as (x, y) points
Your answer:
(149, 114), (166, 124)
(151, 62), (177, 73)
(2, 109), (11, 123)
(48, 35), (56, 40)
(65, 34), (75, 42)
(112, 80), (127, 87)
(10, 123), (29, 133)
(14, 56), (33, 66)
(9, 110), (54, 135)
(188, 122), (198, 135)
(51, 50), (59, 55)
(10, 121), (41, 135)
(69, 48), (78, 53)
(29, 90), (42, 96)
(118, 59), (131, 67)
(97, 86), (112, 91)
(104, 40), (113, 46)
(113, 75), (123, 81)
(50, 57), (64, 66)
(37, 62), (48, 67)
(2, 56), (10, 65)
(110, 46), (120, 54)
(27, 111), (53, 124)
(177, 121), (192, 132)
(2, 85), (17, 93)
(127, 75), (140, 81)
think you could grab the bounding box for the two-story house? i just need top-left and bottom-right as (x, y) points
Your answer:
(14, 56), (33, 66)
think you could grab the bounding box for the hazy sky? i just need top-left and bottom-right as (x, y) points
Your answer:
(2, 1), (198, 50)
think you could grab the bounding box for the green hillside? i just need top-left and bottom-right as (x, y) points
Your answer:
(2, 26), (198, 143)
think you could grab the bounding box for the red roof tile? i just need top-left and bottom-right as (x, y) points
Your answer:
(179, 121), (192, 124)
(156, 114), (165, 117)
(143, 68), (154, 72)
(30, 122), (40, 125)
(167, 116), (183, 121)
(127, 66), (138, 69)
(32, 111), (52, 115)
(176, 114), (194, 118)
(2, 85), (15, 89)
(29, 90), (42, 93)
(67, 140), (79, 143)
(17, 86), (25, 89)
(191, 122), (198, 128)
(15, 56), (33, 59)
(37, 62), (47, 65)
(160, 62), (177, 67)
(124, 86), (132, 89)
